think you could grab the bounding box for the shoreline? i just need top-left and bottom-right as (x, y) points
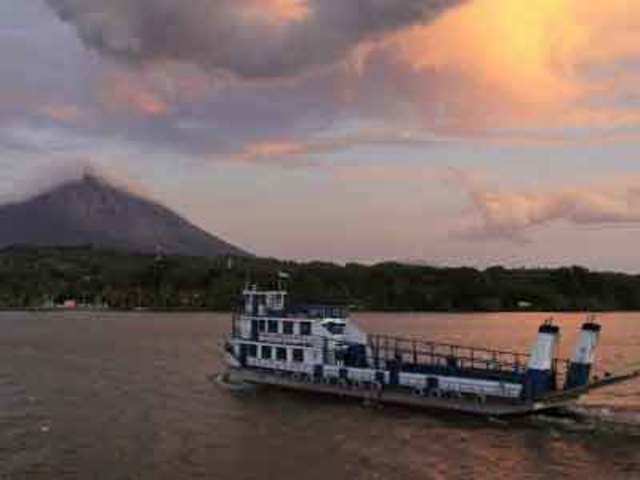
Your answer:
(3, 308), (640, 315)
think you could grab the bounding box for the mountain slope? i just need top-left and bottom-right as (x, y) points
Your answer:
(0, 174), (250, 257)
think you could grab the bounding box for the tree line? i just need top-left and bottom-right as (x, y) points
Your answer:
(1, 245), (640, 312)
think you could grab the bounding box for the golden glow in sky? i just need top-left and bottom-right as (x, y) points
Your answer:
(389, 0), (640, 126)
(241, 0), (311, 25)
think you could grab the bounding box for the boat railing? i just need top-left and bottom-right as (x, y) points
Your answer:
(285, 304), (348, 319)
(238, 306), (348, 320)
(367, 333), (570, 378)
(230, 332), (319, 348)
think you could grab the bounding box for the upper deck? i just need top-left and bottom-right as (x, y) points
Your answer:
(240, 285), (347, 320)
(233, 285), (365, 350)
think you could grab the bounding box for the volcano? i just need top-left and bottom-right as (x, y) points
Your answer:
(0, 174), (250, 257)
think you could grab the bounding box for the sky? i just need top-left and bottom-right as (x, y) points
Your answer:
(4, 0), (640, 271)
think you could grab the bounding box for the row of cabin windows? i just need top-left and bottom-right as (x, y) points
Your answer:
(246, 344), (304, 363)
(256, 319), (312, 336)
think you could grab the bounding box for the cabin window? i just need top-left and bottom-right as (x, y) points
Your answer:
(248, 344), (258, 358)
(268, 320), (279, 333)
(261, 346), (272, 359)
(258, 320), (266, 332)
(283, 321), (294, 335)
(300, 322), (312, 336)
(292, 348), (304, 363)
(276, 347), (287, 361)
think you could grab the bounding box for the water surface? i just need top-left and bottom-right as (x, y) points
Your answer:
(1, 311), (639, 479)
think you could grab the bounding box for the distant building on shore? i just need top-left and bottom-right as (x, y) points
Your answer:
(517, 300), (533, 309)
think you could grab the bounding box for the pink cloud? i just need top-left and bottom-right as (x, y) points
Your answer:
(233, 129), (443, 163)
(450, 170), (640, 242)
(336, 0), (640, 138)
(99, 72), (170, 117)
(40, 104), (84, 124)
(330, 164), (444, 185)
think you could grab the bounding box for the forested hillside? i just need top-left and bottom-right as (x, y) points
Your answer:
(1, 246), (639, 311)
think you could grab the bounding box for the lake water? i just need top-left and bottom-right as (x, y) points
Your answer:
(1, 311), (640, 479)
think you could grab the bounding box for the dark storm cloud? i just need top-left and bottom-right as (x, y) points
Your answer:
(45, 0), (462, 79)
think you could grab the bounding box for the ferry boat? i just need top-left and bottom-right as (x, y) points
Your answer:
(221, 284), (640, 416)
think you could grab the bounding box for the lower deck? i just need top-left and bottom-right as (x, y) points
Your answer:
(226, 367), (579, 417)
(229, 337), (527, 399)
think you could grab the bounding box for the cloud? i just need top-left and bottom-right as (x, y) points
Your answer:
(98, 71), (170, 117)
(32, 0), (640, 164)
(347, 0), (640, 135)
(450, 170), (640, 242)
(233, 129), (445, 163)
(39, 104), (84, 124)
(390, 0), (583, 105)
(45, 0), (461, 79)
(8, 0), (637, 182)
(330, 163), (444, 184)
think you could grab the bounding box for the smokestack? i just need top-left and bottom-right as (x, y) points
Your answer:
(523, 320), (560, 400)
(564, 320), (601, 390)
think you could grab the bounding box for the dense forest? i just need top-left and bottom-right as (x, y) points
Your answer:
(1, 245), (640, 312)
